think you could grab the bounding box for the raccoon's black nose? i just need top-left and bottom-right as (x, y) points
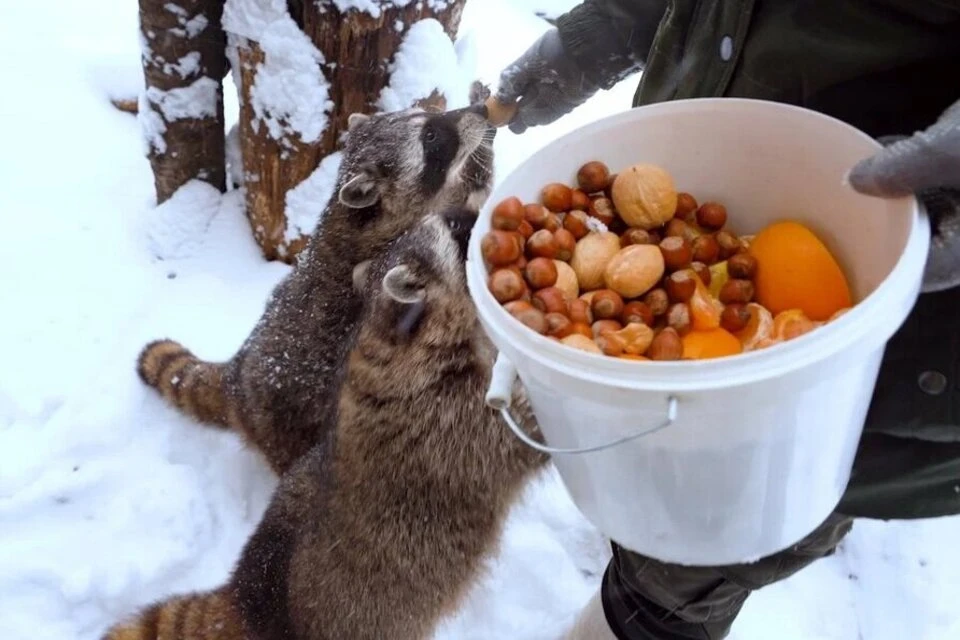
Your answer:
(442, 207), (478, 258)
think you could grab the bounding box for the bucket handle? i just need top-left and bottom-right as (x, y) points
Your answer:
(485, 354), (679, 455)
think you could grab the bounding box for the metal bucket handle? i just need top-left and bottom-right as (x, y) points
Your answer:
(485, 353), (679, 455)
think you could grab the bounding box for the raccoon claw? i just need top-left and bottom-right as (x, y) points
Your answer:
(469, 80), (492, 105)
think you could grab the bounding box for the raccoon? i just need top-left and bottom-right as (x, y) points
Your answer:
(137, 94), (496, 475)
(103, 208), (549, 640)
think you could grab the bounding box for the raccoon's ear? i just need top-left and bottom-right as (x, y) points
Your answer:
(347, 112), (371, 131)
(339, 166), (381, 209)
(382, 264), (425, 304)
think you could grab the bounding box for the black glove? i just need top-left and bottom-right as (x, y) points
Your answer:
(495, 28), (601, 135)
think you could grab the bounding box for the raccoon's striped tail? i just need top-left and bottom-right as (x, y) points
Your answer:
(102, 589), (245, 640)
(137, 339), (230, 427)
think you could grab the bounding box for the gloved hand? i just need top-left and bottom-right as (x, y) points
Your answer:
(495, 28), (600, 135)
(848, 99), (960, 292)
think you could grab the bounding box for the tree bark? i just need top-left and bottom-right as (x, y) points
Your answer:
(236, 0), (467, 263)
(139, 0), (227, 204)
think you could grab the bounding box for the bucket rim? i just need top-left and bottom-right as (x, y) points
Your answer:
(467, 98), (929, 392)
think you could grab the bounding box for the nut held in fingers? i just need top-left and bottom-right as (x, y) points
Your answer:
(485, 96), (519, 127)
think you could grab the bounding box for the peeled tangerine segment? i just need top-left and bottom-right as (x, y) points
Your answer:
(682, 328), (743, 360)
(690, 272), (722, 330)
(772, 308), (817, 341)
(734, 302), (774, 351)
(748, 220), (852, 321)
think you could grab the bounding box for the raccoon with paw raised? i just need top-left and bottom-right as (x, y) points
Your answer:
(103, 208), (549, 640)
(137, 95), (495, 474)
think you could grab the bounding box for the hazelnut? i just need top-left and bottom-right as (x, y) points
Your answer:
(503, 300), (533, 315)
(507, 301), (548, 334)
(491, 196), (525, 231)
(643, 288), (669, 316)
(666, 303), (692, 336)
(553, 260), (579, 301)
(690, 261), (712, 287)
(579, 291), (598, 305)
(720, 303), (751, 333)
(613, 322), (655, 355)
(665, 270), (696, 302)
(542, 183), (573, 212)
(527, 229), (559, 259)
(675, 192), (698, 219)
(481, 229), (522, 267)
(664, 218), (700, 243)
(489, 268), (526, 303)
(524, 203), (550, 228)
(727, 253), (758, 279)
(588, 197), (617, 227)
(532, 287), (569, 316)
(517, 219), (534, 240)
(610, 163), (678, 229)
(545, 312), (575, 338)
(696, 202), (727, 230)
(571, 189), (592, 211)
(647, 327), (683, 360)
(563, 210), (590, 239)
(691, 235), (720, 264)
(568, 299), (593, 325)
(591, 289), (625, 320)
(715, 230), (742, 260)
(718, 279), (755, 304)
(570, 231), (621, 291)
(561, 333), (602, 354)
(603, 244), (665, 298)
(620, 228), (655, 247)
(524, 257), (559, 290)
(577, 160), (611, 194)
(542, 213), (562, 232)
(553, 229), (577, 262)
(595, 332), (625, 357)
(621, 301), (654, 327)
(592, 319), (623, 338)
(568, 322), (594, 339)
(659, 236), (693, 271)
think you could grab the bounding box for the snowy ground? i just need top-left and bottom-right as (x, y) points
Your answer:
(1, 1), (958, 639)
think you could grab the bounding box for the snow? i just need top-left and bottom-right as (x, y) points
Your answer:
(378, 18), (471, 112)
(225, 0), (333, 145)
(0, 1), (958, 639)
(284, 151), (344, 244)
(329, 0), (452, 19)
(145, 77), (220, 122)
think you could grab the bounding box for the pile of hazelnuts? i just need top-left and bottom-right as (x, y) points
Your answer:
(480, 159), (760, 361)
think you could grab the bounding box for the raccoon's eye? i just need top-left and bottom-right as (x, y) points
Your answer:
(424, 130), (437, 143)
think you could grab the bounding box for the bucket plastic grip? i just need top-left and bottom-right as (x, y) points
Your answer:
(485, 353), (679, 455)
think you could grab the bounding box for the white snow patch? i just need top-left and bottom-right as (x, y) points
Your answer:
(145, 76), (219, 122)
(378, 18), (469, 112)
(162, 51), (202, 78)
(327, 0), (451, 20)
(145, 180), (223, 260)
(164, 2), (187, 17)
(171, 14), (209, 39)
(226, 123), (244, 187)
(284, 151), (343, 242)
(505, 0), (580, 19)
(138, 89), (168, 154)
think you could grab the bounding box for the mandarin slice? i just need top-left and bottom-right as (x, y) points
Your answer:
(689, 272), (722, 330)
(734, 302), (774, 351)
(681, 328), (744, 360)
(748, 220), (852, 321)
(772, 308), (817, 341)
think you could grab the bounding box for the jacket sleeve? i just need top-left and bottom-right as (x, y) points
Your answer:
(554, 0), (667, 90)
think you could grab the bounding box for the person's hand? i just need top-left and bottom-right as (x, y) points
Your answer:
(848, 100), (960, 292)
(495, 29), (600, 135)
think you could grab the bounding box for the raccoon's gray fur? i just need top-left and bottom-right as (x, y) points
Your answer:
(103, 208), (548, 640)
(136, 95), (496, 474)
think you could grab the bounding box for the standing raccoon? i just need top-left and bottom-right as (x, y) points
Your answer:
(103, 209), (550, 640)
(137, 97), (496, 474)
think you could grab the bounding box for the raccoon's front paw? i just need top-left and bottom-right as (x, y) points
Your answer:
(469, 80), (492, 105)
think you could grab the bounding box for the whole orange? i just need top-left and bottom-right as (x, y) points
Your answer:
(748, 220), (852, 321)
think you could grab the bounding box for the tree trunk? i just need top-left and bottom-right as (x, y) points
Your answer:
(234, 0), (467, 263)
(139, 0), (227, 204)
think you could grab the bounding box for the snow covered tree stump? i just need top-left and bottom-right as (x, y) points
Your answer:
(226, 0), (467, 263)
(139, 0), (228, 204)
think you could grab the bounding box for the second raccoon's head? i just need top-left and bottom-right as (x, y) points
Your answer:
(333, 102), (494, 254)
(356, 207), (478, 344)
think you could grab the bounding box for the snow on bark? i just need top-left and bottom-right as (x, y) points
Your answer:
(138, 0), (227, 204)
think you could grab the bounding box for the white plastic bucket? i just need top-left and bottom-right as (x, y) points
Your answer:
(467, 98), (930, 566)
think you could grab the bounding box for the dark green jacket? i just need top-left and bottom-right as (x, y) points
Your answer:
(556, 0), (960, 519)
